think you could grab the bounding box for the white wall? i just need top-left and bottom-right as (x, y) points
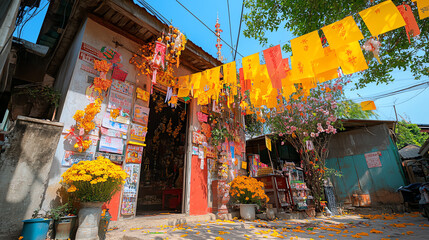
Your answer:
(43, 17), (196, 211)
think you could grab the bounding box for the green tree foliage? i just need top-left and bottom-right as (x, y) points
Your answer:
(336, 100), (378, 119)
(243, 0), (429, 88)
(395, 120), (428, 148)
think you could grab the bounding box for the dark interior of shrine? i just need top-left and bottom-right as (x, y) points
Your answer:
(136, 90), (188, 215)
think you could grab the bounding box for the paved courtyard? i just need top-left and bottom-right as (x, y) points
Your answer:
(107, 211), (429, 240)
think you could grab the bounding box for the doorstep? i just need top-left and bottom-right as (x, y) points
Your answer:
(109, 213), (216, 230)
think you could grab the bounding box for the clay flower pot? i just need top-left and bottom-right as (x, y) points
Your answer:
(239, 204), (256, 221)
(75, 202), (103, 240)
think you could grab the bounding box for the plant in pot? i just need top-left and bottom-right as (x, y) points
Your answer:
(229, 176), (269, 220)
(61, 156), (127, 240)
(11, 84), (61, 120)
(49, 202), (77, 240)
(20, 209), (52, 240)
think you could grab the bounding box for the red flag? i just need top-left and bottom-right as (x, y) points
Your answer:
(263, 45), (289, 90)
(239, 68), (251, 94)
(397, 4), (421, 43)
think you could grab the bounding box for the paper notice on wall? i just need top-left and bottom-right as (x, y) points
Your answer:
(108, 89), (133, 116)
(129, 123), (147, 142)
(62, 151), (93, 167)
(102, 113), (128, 133)
(111, 80), (134, 96)
(198, 146), (205, 160)
(365, 151), (382, 168)
(99, 135), (124, 154)
(133, 104), (150, 126)
(125, 144), (144, 164)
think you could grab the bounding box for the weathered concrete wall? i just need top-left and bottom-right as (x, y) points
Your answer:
(0, 116), (63, 239)
(326, 124), (406, 206)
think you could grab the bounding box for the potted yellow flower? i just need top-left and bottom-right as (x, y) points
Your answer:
(61, 156), (127, 239)
(229, 176), (269, 220)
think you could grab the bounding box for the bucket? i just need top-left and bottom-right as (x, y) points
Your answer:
(21, 218), (52, 240)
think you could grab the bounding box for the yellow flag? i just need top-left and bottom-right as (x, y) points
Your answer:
(242, 53), (260, 81)
(177, 88), (190, 98)
(190, 72), (202, 90)
(336, 41), (368, 75)
(290, 56), (315, 81)
(360, 101), (376, 110)
(316, 69), (339, 83)
(416, 0), (429, 19)
(265, 136), (272, 152)
(359, 0), (406, 36)
(312, 47), (340, 83)
(301, 77), (317, 90)
(290, 31), (324, 61)
(223, 61), (237, 85)
(322, 16), (364, 49)
(177, 75), (189, 89)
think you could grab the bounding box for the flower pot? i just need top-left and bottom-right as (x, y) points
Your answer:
(76, 202), (103, 240)
(21, 218), (52, 240)
(55, 215), (77, 240)
(239, 204), (256, 220)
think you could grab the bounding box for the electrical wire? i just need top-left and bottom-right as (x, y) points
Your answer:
(226, 0), (234, 56)
(135, 0), (171, 26)
(0, 0), (48, 57)
(377, 86), (429, 108)
(175, 0), (244, 58)
(349, 81), (429, 102)
(234, 0), (245, 61)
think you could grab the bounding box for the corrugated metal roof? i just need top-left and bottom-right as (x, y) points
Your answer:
(399, 144), (421, 160)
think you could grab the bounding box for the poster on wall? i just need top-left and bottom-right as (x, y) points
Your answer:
(130, 123), (147, 142)
(133, 104), (150, 126)
(365, 151), (382, 168)
(121, 163), (140, 215)
(125, 144), (144, 164)
(112, 67), (128, 82)
(99, 135), (124, 154)
(100, 126), (126, 139)
(62, 151), (93, 167)
(102, 113), (128, 133)
(107, 89), (133, 117)
(111, 80), (134, 96)
(192, 131), (207, 145)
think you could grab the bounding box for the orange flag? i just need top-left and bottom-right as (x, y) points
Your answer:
(336, 42), (368, 75)
(322, 16), (364, 49)
(416, 0), (429, 20)
(239, 68), (251, 94)
(263, 45), (289, 90)
(359, 0), (406, 36)
(290, 31), (324, 61)
(397, 4), (421, 43)
(360, 101), (376, 110)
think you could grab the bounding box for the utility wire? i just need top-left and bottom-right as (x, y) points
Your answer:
(349, 81), (429, 102)
(175, 0), (244, 58)
(234, 0), (245, 61)
(136, 0), (171, 25)
(226, 0), (234, 57)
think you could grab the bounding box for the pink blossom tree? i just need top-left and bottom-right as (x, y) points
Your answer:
(266, 79), (347, 211)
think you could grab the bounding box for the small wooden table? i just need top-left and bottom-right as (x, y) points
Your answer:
(162, 188), (182, 210)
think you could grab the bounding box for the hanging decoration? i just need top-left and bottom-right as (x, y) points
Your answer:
(321, 16), (364, 49)
(415, 0), (429, 20)
(360, 100), (377, 111)
(362, 38), (382, 64)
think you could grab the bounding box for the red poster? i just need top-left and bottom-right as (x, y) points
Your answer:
(112, 67), (128, 81)
(397, 5), (420, 43)
(263, 45), (289, 90)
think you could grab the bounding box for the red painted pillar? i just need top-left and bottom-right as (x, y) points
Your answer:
(189, 155), (208, 215)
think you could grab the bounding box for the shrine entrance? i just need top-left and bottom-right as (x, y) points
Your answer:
(136, 90), (188, 215)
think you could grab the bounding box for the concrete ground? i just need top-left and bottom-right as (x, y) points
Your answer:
(106, 211), (429, 240)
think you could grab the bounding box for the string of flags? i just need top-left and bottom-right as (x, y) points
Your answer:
(166, 0), (426, 112)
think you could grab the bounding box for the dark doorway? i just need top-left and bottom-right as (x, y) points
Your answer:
(136, 90), (188, 215)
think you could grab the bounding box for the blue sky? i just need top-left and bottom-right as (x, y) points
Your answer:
(15, 0), (428, 124)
